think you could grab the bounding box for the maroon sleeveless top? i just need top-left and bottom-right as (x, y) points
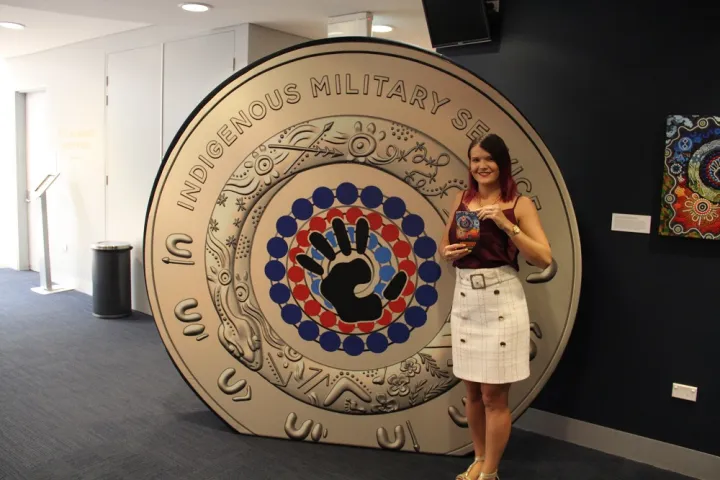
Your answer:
(448, 194), (521, 271)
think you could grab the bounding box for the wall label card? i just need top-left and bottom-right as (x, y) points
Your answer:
(611, 213), (652, 234)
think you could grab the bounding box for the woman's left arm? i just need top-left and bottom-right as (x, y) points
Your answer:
(500, 196), (552, 268)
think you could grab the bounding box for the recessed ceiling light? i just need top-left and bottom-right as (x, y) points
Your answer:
(0, 21), (26, 30)
(180, 3), (212, 13)
(372, 25), (393, 33)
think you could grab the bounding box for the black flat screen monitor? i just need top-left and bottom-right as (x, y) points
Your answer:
(422, 0), (493, 49)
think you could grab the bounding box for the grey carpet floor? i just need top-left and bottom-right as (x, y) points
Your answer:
(0, 268), (696, 479)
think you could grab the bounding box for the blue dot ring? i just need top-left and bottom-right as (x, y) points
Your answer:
(319, 331), (341, 352)
(312, 187), (334, 208)
(291, 198), (313, 220)
(367, 332), (389, 354)
(264, 181), (441, 357)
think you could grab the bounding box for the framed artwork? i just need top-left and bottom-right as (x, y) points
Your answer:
(659, 115), (720, 239)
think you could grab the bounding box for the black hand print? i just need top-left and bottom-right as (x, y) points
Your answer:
(296, 217), (408, 323)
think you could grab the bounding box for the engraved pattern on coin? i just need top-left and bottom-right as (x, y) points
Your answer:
(448, 397), (469, 428)
(206, 117), (461, 415)
(530, 322), (543, 361)
(376, 420), (419, 451)
(284, 413), (328, 442)
(377, 425), (406, 450)
(163, 233), (195, 265)
(174, 298), (208, 340)
(218, 367), (252, 401)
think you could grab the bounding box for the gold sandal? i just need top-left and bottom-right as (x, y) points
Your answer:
(479, 472), (499, 479)
(456, 456), (484, 480)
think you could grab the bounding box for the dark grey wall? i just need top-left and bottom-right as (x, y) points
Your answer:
(445, 0), (720, 455)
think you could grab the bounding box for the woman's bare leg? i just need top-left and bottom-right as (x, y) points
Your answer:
(480, 382), (511, 476)
(463, 380), (486, 478)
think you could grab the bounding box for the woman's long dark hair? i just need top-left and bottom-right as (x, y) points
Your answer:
(464, 133), (518, 203)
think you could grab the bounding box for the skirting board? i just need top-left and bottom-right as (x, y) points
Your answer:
(514, 408), (720, 480)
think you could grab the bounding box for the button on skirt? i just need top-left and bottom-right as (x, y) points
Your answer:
(450, 265), (530, 384)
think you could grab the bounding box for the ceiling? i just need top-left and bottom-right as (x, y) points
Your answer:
(0, 0), (433, 59)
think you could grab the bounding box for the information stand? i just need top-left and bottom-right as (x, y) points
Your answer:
(27, 173), (72, 295)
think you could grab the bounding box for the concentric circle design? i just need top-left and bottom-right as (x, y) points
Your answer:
(255, 156), (274, 175)
(144, 37), (581, 456)
(251, 161), (452, 374)
(263, 183), (439, 356)
(678, 137), (693, 151)
(349, 134), (377, 157)
(660, 115), (720, 239)
(700, 153), (720, 190)
(688, 139), (720, 203)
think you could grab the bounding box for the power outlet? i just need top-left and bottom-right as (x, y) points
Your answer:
(671, 383), (698, 402)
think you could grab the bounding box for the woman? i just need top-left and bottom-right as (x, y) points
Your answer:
(440, 134), (552, 480)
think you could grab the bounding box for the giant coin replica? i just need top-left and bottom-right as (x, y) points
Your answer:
(144, 38), (581, 454)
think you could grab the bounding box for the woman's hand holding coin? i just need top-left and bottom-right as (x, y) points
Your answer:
(443, 243), (471, 261)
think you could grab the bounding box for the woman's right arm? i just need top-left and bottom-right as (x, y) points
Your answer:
(439, 191), (467, 261)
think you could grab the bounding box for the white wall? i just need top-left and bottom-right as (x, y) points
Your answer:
(0, 58), (19, 269)
(0, 24), (309, 312)
(162, 31), (237, 153)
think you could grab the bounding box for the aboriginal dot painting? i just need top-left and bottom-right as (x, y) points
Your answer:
(660, 115), (720, 240)
(266, 182), (440, 357)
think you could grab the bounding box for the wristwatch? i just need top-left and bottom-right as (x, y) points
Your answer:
(509, 224), (521, 237)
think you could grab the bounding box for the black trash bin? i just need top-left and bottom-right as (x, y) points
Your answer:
(91, 241), (133, 318)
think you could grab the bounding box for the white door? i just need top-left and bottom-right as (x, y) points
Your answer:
(25, 91), (53, 272)
(162, 31), (235, 153)
(106, 45), (162, 314)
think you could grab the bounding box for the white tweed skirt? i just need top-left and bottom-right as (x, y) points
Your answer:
(450, 265), (530, 384)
